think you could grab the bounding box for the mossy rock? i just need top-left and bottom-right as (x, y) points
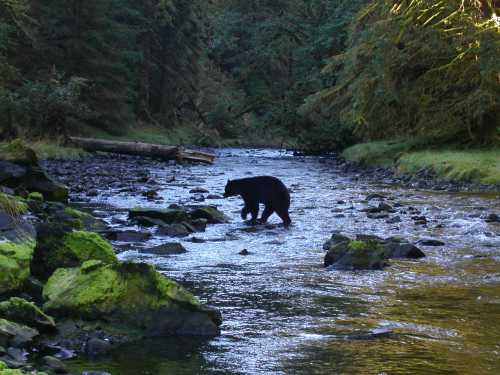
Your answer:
(62, 207), (107, 232)
(0, 193), (28, 216)
(324, 233), (425, 270)
(0, 239), (35, 294)
(190, 206), (229, 224)
(0, 140), (38, 166)
(0, 141), (68, 203)
(324, 234), (387, 270)
(0, 318), (38, 348)
(27, 192), (43, 202)
(0, 361), (6, 370)
(0, 298), (55, 331)
(43, 261), (221, 336)
(33, 224), (117, 279)
(129, 208), (192, 224)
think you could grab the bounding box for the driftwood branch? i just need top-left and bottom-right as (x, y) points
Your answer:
(68, 137), (215, 164)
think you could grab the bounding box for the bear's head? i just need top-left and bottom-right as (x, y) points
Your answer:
(223, 180), (238, 198)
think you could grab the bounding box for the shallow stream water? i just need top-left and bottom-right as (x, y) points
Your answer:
(50, 149), (500, 375)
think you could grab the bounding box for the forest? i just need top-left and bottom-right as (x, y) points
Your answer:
(0, 2), (500, 375)
(1, 0), (497, 151)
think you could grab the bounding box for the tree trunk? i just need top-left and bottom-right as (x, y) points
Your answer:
(68, 137), (215, 164)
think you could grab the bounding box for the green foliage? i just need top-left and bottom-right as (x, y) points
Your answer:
(302, 0), (500, 147)
(206, 0), (368, 140)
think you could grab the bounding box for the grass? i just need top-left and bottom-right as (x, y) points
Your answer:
(342, 141), (416, 167)
(342, 141), (500, 185)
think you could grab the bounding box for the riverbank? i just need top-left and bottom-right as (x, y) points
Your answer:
(4, 123), (295, 161)
(342, 141), (500, 188)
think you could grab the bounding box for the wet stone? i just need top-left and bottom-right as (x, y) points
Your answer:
(190, 188), (209, 194)
(139, 243), (187, 256)
(485, 213), (499, 223)
(43, 355), (68, 374)
(85, 338), (113, 357)
(156, 224), (192, 237)
(417, 239), (445, 246)
(105, 230), (151, 242)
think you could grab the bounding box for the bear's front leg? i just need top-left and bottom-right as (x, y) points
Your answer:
(248, 201), (259, 225)
(241, 205), (250, 220)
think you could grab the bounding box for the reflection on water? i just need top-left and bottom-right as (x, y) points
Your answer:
(65, 149), (500, 375)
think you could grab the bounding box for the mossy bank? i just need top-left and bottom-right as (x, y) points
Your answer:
(343, 141), (500, 188)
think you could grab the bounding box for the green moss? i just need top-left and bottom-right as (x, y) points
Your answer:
(343, 141), (500, 186)
(397, 149), (500, 185)
(0, 297), (55, 330)
(63, 207), (107, 231)
(0, 139), (38, 166)
(348, 240), (369, 251)
(0, 362), (6, 371)
(0, 239), (35, 294)
(0, 369), (24, 375)
(0, 193), (28, 216)
(29, 140), (88, 160)
(342, 141), (415, 167)
(46, 230), (117, 272)
(43, 261), (200, 323)
(27, 192), (43, 202)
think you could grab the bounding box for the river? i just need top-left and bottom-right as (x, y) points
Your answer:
(45, 148), (500, 375)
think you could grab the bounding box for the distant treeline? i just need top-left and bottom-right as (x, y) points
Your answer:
(1, 0), (498, 149)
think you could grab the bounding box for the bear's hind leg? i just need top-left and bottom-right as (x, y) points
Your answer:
(276, 208), (291, 228)
(260, 204), (275, 224)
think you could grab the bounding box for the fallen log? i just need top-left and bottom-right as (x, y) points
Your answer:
(68, 137), (216, 164)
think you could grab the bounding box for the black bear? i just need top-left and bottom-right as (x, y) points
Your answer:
(223, 176), (291, 227)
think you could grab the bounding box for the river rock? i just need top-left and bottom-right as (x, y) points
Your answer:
(84, 338), (112, 357)
(139, 243), (186, 255)
(323, 233), (425, 270)
(191, 219), (208, 232)
(105, 230), (151, 242)
(42, 261), (222, 337)
(129, 208), (191, 224)
(189, 188), (209, 194)
(32, 224), (117, 280)
(324, 234), (388, 270)
(485, 213), (499, 223)
(416, 238), (445, 246)
(366, 193), (386, 201)
(0, 140), (68, 202)
(190, 206), (229, 224)
(0, 319), (38, 348)
(42, 356), (68, 374)
(0, 298), (55, 331)
(156, 223), (192, 237)
(386, 216), (401, 224)
(0, 235), (36, 295)
(383, 238), (426, 258)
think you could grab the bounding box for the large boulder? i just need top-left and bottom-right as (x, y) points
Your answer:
(0, 238), (35, 295)
(0, 298), (56, 331)
(0, 140), (68, 202)
(33, 224), (117, 279)
(323, 233), (426, 270)
(42, 261), (221, 337)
